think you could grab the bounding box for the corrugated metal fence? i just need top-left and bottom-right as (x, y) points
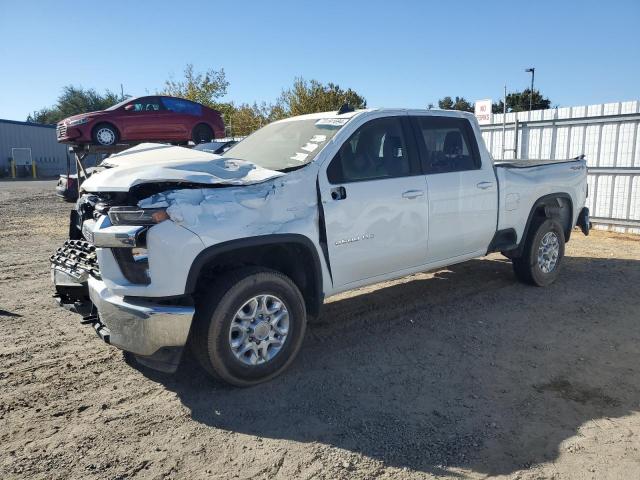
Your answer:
(479, 101), (640, 234)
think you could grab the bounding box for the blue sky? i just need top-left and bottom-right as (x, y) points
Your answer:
(1, 0), (638, 121)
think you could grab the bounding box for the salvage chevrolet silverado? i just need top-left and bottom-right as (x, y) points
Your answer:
(51, 108), (591, 386)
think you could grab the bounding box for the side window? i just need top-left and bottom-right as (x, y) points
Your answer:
(161, 97), (202, 116)
(415, 117), (480, 174)
(327, 117), (411, 184)
(130, 97), (162, 112)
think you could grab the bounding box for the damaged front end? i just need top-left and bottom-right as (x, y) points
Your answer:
(50, 192), (196, 373)
(50, 142), (317, 373)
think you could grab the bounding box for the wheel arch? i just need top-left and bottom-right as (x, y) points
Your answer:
(192, 122), (214, 139)
(202, 119), (224, 138)
(516, 192), (573, 255)
(185, 234), (324, 317)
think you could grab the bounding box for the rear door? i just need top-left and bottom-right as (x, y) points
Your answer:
(160, 97), (202, 139)
(319, 115), (429, 287)
(411, 115), (497, 262)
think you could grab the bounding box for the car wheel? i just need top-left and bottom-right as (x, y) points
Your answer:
(192, 124), (213, 144)
(191, 267), (307, 386)
(92, 123), (119, 146)
(512, 218), (565, 287)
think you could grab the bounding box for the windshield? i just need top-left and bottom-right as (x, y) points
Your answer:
(105, 97), (139, 111)
(224, 117), (349, 171)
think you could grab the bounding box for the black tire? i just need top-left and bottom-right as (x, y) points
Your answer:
(191, 268), (307, 387)
(192, 124), (213, 144)
(512, 218), (565, 287)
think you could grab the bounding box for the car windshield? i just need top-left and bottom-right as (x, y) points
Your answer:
(224, 117), (349, 171)
(105, 97), (139, 111)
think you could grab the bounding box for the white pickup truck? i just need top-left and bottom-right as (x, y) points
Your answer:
(51, 108), (590, 386)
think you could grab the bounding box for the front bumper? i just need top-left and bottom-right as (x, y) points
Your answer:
(87, 276), (194, 358)
(56, 124), (89, 143)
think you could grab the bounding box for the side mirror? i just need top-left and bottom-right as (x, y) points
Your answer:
(124, 104), (134, 111)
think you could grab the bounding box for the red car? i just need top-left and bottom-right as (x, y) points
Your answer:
(56, 95), (225, 146)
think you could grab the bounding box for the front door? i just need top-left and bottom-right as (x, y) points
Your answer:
(320, 116), (429, 287)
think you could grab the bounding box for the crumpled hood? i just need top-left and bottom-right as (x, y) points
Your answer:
(81, 143), (284, 192)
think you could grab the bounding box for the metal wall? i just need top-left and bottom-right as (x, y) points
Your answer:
(479, 101), (640, 234)
(0, 119), (70, 178)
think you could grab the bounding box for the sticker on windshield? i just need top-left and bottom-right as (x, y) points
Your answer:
(315, 118), (349, 127)
(309, 134), (327, 143)
(290, 152), (309, 162)
(301, 142), (319, 153)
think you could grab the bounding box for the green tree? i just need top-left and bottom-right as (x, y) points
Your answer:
(162, 64), (229, 107)
(437, 96), (474, 112)
(492, 89), (551, 113)
(226, 102), (281, 137)
(27, 86), (122, 124)
(223, 78), (366, 137)
(209, 101), (282, 137)
(277, 78), (366, 116)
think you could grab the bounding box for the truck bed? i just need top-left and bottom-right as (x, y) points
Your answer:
(494, 157), (588, 243)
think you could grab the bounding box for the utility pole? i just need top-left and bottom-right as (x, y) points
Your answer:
(525, 67), (535, 110)
(502, 85), (507, 159)
(120, 84), (124, 101)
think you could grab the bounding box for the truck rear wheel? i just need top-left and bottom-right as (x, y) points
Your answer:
(512, 218), (565, 287)
(191, 268), (307, 386)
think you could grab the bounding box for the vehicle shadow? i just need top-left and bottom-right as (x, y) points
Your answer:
(133, 255), (640, 476)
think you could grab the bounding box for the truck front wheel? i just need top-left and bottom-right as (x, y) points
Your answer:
(512, 218), (565, 287)
(191, 268), (307, 386)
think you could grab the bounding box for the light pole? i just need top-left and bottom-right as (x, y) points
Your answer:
(525, 67), (535, 111)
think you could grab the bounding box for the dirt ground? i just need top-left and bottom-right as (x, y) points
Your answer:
(1, 179), (639, 480)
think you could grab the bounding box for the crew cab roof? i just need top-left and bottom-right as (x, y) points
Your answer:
(274, 108), (477, 123)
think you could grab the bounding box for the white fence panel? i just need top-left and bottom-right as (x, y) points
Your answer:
(480, 100), (640, 234)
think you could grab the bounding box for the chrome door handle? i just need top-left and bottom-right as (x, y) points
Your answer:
(402, 189), (424, 199)
(476, 182), (493, 190)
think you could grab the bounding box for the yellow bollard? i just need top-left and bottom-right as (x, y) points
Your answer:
(32, 162), (37, 179)
(11, 160), (16, 179)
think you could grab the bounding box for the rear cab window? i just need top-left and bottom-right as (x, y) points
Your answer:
(411, 116), (481, 174)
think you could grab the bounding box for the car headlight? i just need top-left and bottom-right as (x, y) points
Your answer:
(108, 207), (169, 226)
(67, 117), (90, 126)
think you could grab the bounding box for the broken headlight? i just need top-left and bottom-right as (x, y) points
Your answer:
(108, 207), (169, 226)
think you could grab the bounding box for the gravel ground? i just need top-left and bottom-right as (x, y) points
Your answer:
(1, 179), (639, 480)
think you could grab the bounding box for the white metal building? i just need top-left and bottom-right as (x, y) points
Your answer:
(0, 119), (70, 178)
